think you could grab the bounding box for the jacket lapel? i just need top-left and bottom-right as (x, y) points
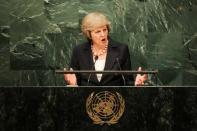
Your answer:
(83, 43), (93, 70)
(101, 40), (119, 82)
(83, 42), (99, 83)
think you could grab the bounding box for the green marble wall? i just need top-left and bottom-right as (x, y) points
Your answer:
(0, 0), (197, 86)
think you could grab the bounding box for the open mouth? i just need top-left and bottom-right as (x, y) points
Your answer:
(101, 38), (106, 42)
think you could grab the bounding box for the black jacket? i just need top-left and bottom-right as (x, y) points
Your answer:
(70, 38), (134, 86)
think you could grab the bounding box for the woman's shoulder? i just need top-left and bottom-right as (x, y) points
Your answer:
(73, 41), (90, 50)
(109, 38), (129, 50)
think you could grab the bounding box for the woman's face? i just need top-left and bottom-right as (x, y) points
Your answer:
(90, 25), (108, 47)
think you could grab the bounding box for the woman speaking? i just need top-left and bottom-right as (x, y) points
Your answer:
(64, 12), (147, 86)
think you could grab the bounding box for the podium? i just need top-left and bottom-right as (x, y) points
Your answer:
(1, 86), (197, 131)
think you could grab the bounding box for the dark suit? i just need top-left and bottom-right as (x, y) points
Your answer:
(70, 38), (134, 86)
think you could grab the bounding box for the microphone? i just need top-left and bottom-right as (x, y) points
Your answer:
(87, 55), (98, 86)
(116, 57), (126, 86)
(94, 55), (99, 61)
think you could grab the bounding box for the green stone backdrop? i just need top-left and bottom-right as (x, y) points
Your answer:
(0, 0), (197, 86)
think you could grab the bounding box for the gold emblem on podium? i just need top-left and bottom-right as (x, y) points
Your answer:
(86, 91), (125, 125)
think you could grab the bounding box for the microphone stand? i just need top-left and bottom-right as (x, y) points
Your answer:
(87, 55), (98, 86)
(116, 58), (126, 86)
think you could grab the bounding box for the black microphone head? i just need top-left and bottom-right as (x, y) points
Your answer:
(87, 55), (98, 86)
(95, 55), (98, 61)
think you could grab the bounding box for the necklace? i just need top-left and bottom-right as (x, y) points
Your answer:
(91, 44), (108, 57)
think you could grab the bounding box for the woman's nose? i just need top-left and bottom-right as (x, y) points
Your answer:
(100, 31), (105, 36)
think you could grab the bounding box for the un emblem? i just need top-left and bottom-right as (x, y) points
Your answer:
(86, 91), (125, 125)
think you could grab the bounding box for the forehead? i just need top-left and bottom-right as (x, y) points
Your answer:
(92, 25), (108, 32)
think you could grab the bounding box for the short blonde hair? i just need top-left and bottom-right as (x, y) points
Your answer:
(81, 12), (111, 39)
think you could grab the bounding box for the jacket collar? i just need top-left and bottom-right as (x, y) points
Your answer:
(101, 38), (119, 82)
